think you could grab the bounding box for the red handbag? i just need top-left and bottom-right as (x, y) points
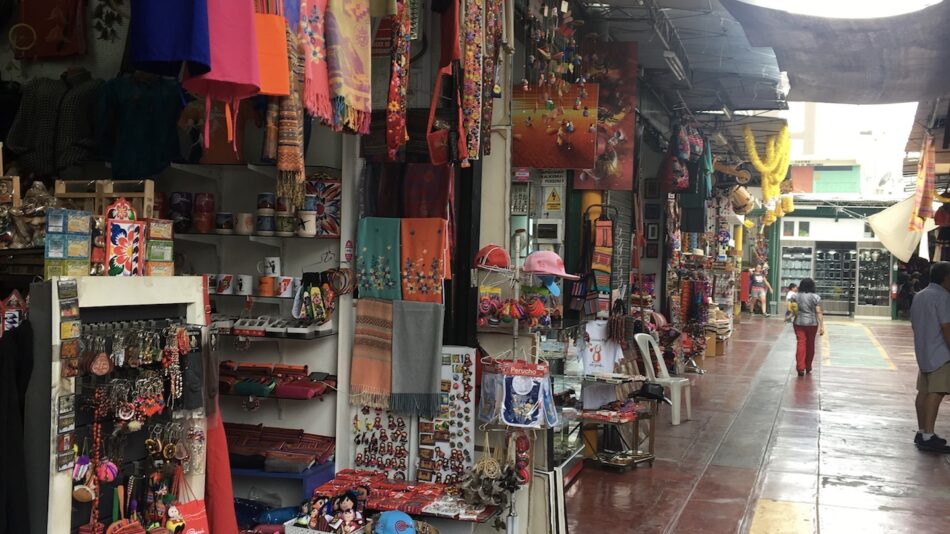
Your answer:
(427, 65), (467, 165)
(172, 467), (211, 534)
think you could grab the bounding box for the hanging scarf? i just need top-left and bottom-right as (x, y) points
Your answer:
(481, 0), (504, 156)
(357, 217), (402, 300)
(910, 135), (936, 231)
(325, 0), (372, 134)
(386, 0), (411, 160)
(461, 0), (484, 162)
(350, 298), (393, 409)
(277, 26), (306, 206)
(263, 96), (280, 160)
(300, 0), (332, 123)
(400, 218), (448, 303)
(390, 300), (444, 418)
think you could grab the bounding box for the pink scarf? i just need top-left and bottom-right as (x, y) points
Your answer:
(300, 0), (332, 123)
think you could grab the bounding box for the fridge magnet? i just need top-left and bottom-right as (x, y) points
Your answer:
(56, 451), (76, 472)
(61, 358), (80, 378)
(60, 319), (81, 340)
(60, 298), (80, 319)
(60, 339), (80, 359)
(57, 279), (78, 299)
(57, 413), (76, 434)
(58, 393), (76, 414)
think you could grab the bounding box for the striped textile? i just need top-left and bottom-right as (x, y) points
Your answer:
(349, 298), (393, 408)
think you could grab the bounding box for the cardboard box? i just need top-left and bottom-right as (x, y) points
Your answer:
(47, 209), (91, 234)
(145, 261), (175, 276)
(148, 218), (174, 240)
(45, 260), (90, 279)
(147, 240), (174, 262)
(704, 332), (717, 358)
(716, 338), (726, 357)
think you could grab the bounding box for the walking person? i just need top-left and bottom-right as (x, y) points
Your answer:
(749, 264), (772, 316)
(789, 278), (823, 377)
(910, 261), (950, 453)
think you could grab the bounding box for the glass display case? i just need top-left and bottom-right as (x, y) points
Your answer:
(856, 247), (892, 317)
(779, 246), (813, 314)
(544, 330), (586, 483)
(814, 243), (857, 316)
(780, 245), (814, 289)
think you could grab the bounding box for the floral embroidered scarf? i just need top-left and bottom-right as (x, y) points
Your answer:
(300, 0), (332, 123)
(400, 218), (448, 303)
(325, 0), (372, 134)
(385, 0), (411, 160)
(357, 217), (402, 300)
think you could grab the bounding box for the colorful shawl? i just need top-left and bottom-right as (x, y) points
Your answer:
(350, 298), (393, 409)
(325, 0), (372, 134)
(400, 218), (448, 302)
(910, 135), (936, 231)
(386, 0), (411, 160)
(390, 300), (444, 418)
(357, 217), (402, 300)
(300, 0), (332, 123)
(462, 0), (484, 161)
(403, 163), (455, 263)
(277, 26), (306, 206)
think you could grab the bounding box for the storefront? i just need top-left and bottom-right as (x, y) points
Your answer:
(778, 211), (895, 318)
(0, 1), (800, 533)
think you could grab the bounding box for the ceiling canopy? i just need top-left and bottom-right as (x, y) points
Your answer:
(720, 0), (950, 104)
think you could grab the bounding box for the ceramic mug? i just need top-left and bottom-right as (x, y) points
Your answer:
(276, 212), (296, 236)
(216, 274), (235, 295)
(276, 196), (292, 213)
(257, 192), (276, 210)
(193, 212), (214, 234)
(236, 274), (254, 295)
(258, 275), (277, 296)
(235, 213), (255, 235)
(302, 194), (318, 211)
(277, 276), (295, 298)
(256, 214), (276, 235)
(257, 256), (281, 276)
(194, 192), (215, 213)
(296, 210), (317, 237)
(205, 274), (218, 294)
(215, 212), (234, 234)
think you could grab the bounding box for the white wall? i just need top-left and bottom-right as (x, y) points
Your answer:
(780, 216), (869, 243)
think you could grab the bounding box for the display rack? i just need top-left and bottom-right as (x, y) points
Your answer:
(856, 247), (892, 318)
(814, 243), (857, 316)
(24, 276), (209, 534)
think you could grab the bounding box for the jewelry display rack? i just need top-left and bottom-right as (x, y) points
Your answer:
(24, 276), (208, 534)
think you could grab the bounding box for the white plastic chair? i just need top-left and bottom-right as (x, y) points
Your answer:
(634, 333), (692, 425)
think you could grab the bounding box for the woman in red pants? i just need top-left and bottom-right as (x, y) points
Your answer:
(790, 278), (825, 377)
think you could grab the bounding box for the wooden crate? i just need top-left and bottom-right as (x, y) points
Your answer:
(0, 176), (21, 207)
(55, 180), (154, 219)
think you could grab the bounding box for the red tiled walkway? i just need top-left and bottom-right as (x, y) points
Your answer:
(565, 317), (950, 533)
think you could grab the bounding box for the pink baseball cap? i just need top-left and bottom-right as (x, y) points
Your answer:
(522, 251), (579, 280)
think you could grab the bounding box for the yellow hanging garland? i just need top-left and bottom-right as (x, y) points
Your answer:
(744, 125), (791, 225)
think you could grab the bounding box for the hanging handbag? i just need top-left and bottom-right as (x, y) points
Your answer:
(427, 65), (467, 165)
(253, 0), (290, 96)
(172, 466), (211, 534)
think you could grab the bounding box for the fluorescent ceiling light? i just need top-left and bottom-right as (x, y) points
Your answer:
(738, 0), (942, 19)
(720, 103), (733, 121)
(663, 50), (688, 83)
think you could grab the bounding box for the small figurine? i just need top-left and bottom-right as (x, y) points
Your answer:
(165, 505), (185, 533)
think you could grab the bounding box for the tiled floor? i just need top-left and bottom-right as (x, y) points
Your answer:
(565, 317), (950, 533)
